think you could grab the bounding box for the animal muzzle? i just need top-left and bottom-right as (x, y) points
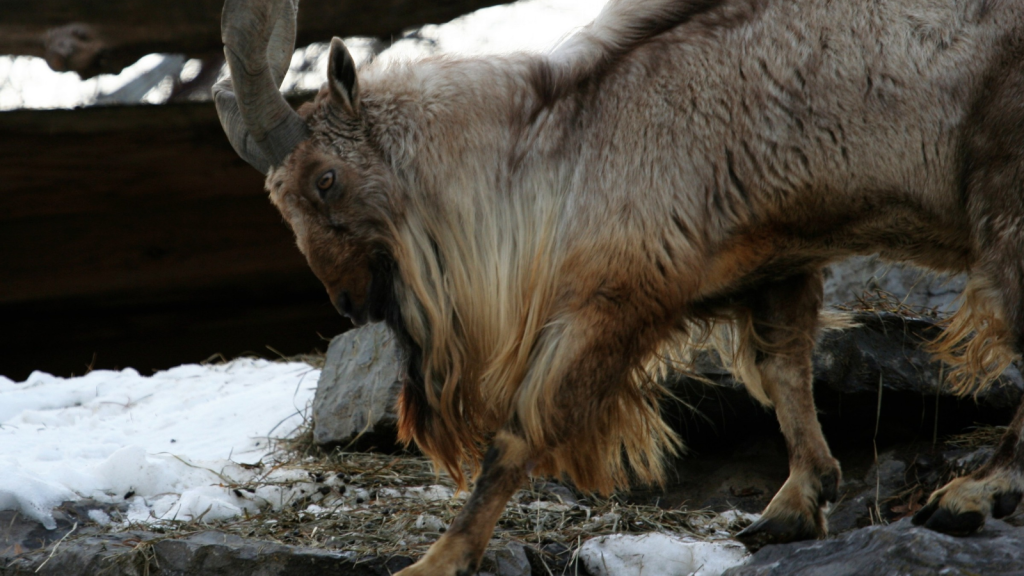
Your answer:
(333, 290), (370, 326)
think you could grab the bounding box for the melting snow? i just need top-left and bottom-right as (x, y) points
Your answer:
(581, 533), (749, 576)
(0, 359), (318, 529)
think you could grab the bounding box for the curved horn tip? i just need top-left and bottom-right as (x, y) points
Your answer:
(217, 0), (308, 173)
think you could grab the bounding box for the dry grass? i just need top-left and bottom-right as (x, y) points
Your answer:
(944, 424), (1008, 451)
(200, 345), (328, 370)
(142, 443), (733, 558)
(93, 411), (749, 573)
(835, 288), (944, 320)
(189, 456), (723, 557)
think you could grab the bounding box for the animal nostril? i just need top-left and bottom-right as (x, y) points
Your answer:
(337, 290), (353, 314)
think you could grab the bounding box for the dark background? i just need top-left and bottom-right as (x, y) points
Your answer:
(0, 103), (348, 380)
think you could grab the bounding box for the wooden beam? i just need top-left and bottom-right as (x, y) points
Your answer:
(0, 101), (353, 379)
(0, 102), (311, 304)
(0, 0), (511, 77)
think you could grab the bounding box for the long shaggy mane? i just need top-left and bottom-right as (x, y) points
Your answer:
(386, 0), (729, 493)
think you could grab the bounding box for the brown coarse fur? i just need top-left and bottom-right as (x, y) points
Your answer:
(274, 0), (1024, 496)
(927, 277), (1019, 396)
(219, 0), (1024, 566)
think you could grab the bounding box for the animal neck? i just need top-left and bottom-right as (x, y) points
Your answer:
(360, 54), (574, 409)
(364, 55), (550, 200)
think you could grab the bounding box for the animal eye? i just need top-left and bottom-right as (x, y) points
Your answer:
(316, 170), (336, 195)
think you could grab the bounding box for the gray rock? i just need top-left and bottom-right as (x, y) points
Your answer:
(0, 500), (126, 557)
(479, 541), (531, 576)
(2, 528), (414, 576)
(313, 322), (403, 449)
(668, 312), (1023, 408)
(724, 518), (1024, 576)
(827, 451), (909, 534)
(813, 313), (1023, 408)
(523, 541), (578, 576)
(532, 481), (579, 506)
(824, 255), (966, 312)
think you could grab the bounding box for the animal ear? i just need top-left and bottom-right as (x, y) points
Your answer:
(328, 37), (360, 115)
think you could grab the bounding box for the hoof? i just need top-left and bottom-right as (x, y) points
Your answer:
(737, 466), (838, 552)
(912, 503), (985, 536)
(913, 474), (1022, 536)
(911, 498), (939, 527)
(735, 513), (820, 552)
(993, 491), (1023, 519)
(818, 469), (840, 505)
(912, 490), (1021, 534)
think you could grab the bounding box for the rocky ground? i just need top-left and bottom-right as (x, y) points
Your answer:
(5, 258), (1024, 575)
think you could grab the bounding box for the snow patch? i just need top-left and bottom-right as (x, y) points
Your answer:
(0, 359), (318, 527)
(87, 508), (112, 526)
(0, 466), (77, 529)
(580, 533), (749, 576)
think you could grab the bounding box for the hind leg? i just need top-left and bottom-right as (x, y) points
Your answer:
(913, 266), (1024, 536)
(914, 222), (1024, 530)
(733, 272), (841, 551)
(913, 405), (1024, 534)
(914, 273), (1024, 534)
(913, 83), (1024, 534)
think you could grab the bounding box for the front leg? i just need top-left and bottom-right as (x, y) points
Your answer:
(398, 295), (680, 573)
(733, 272), (841, 551)
(396, 430), (530, 576)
